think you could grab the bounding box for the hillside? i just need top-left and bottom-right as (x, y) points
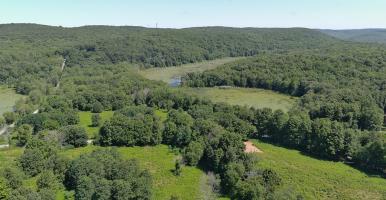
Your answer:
(320, 29), (386, 44)
(0, 23), (385, 200)
(0, 24), (342, 88)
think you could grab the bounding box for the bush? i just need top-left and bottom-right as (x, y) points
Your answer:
(60, 125), (88, 147)
(14, 124), (33, 147)
(91, 114), (101, 127)
(3, 112), (16, 125)
(91, 102), (103, 113)
(183, 141), (204, 166)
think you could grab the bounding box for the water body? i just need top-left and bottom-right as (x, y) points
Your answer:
(169, 77), (182, 87)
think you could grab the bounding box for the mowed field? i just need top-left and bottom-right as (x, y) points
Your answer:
(180, 87), (297, 111)
(0, 86), (23, 115)
(139, 57), (244, 83)
(252, 140), (386, 200)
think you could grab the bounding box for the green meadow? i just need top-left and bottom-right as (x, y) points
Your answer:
(180, 87), (297, 111)
(0, 86), (23, 115)
(252, 140), (386, 200)
(139, 57), (243, 84)
(0, 145), (209, 200)
(59, 145), (205, 200)
(78, 111), (114, 138)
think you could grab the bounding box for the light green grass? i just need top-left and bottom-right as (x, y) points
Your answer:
(252, 140), (386, 200)
(180, 87), (297, 111)
(155, 109), (168, 122)
(78, 111), (114, 138)
(60, 145), (204, 200)
(0, 86), (24, 115)
(139, 57), (244, 84)
(0, 147), (23, 169)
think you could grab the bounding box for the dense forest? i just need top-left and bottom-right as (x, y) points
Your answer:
(183, 50), (386, 171)
(0, 24), (341, 90)
(0, 24), (385, 200)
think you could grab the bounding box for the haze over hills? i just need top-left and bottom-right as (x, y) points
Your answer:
(320, 29), (386, 44)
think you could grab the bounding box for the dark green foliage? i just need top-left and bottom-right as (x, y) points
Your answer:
(17, 108), (79, 133)
(3, 112), (16, 125)
(99, 106), (162, 146)
(18, 137), (60, 176)
(183, 52), (386, 131)
(91, 101), (104, 113)
(183, 141), (204, 166)
(36, 171), (59, 191)
(65, 149), (152, 200)
(14, 124), (33, 146)
(1, 168), (23, 189)
(60, 125), (88, 148)
(174, 159), (182, 176)
(91, 113), (101, 127)
(0, 177), (10, 199)
(163, 109), (194, 147)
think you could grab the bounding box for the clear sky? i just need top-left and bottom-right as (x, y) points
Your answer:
(1, 0), (385, 29)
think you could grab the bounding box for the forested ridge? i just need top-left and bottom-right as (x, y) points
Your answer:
(183, 49), (386, 173)
(0, 24), (341, 89)
(0, 24), (385, 200)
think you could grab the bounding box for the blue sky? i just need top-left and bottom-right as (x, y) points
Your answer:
(1, 0), (385, 29)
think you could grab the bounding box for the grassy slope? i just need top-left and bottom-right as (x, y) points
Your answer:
(78, 111), (114, 138)
(60, 145), (204, 200)
(0, 86), (23, 115)
(252, 140), (386, 200)
(139, 57), (244, 83)
(180, 87), (297, 111)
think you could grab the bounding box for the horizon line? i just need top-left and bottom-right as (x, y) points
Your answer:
(1, 22), (386, 31)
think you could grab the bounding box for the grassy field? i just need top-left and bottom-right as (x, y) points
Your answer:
(180, 87), (297, 111)
(252, 140), (386, 200)
(0, 86), (24, 115)
(78, 111), (114, 138)
(139, 57), (244, 84)
(0, 145), (208, 200)
(60, 145), (205, 200)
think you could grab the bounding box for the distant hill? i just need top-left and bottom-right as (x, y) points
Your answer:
(0, 23), (343, 85)
(320, 29), (386, 44)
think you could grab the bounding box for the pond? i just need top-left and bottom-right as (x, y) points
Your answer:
(169, 77), (182, 87)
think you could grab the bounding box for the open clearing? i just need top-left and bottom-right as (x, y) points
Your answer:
(0, 145), (205, 200)
(244, 141), (263, 153)
(78, 111), (114, 138)
(0, 86), (23, 115)
(252, 140), (386, 200)
(180, 87), (297, 111)
(60, 145), (204, 200)
(139, 57), (243, 84)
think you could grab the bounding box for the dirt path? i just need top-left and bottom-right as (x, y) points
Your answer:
(56, 58), (66, 88)
(244, 141), (263, 153)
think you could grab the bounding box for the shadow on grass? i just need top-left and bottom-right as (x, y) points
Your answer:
(257, 138), (386, 178)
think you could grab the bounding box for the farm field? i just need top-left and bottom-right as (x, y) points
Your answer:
(139, 57), (243, 84)
(180, 87), (297, 111)
(78, 111), (114, 138)
(0, 86), (23, 115)
(252, 140), (386, 200)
